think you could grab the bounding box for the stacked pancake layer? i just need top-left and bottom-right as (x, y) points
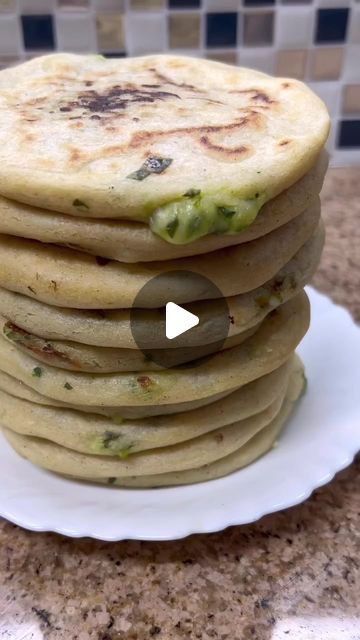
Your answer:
(0, 54), (330, 487)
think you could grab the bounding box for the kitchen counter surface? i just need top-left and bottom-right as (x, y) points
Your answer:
(0, 167), (359, 640)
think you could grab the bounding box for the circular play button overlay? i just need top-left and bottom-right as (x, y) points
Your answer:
(130, 270), (230, 369)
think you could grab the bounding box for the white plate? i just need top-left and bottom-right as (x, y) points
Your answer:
(0, 287), (359, 541)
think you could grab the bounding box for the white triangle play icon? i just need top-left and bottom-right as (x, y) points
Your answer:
(165, 302), (199, 340)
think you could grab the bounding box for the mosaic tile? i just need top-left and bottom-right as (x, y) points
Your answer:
(317, 0), (350, 8)
(19, 0), (56, 12)
(243, 12), (274, 47)
(169, 0), (201, 7)
(169, 12), (201, 49)
(93, 0), (125, 10)
(349, 7), (360, 44)
(276, 49), (307, 79)
(21, 14), (55, 50)
(0, 54), (21, 66)
(343, 45), (360, 82)
(276, 7), (313, 49)
(0, 0), (16, 12)
(310, 46), (344, 80)
(125, 13), (167, 54)
(102, 51), (127, 57)
(203, 0), (240, 9)
(56, 13), (97, 52)
(96, 13), (124, 51)
(343, 85), (360, 114)
(58, 0), (89, 7)
(25, 51), (54, 59)
(244, 0), (274, 6)
(130, 0), (164, 8)
(315, 8), (349, 44)
(281, 0), (312, 4)
(205, 49), (238, 64)
(308, 81), (340, 115)
(338, 120), (360, 147)
(0, 15), (21, 53)
(238, 47), (275, 74)
(206, 12), (238, 47)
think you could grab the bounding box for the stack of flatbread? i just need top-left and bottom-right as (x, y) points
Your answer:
(0, 54), (329, 487)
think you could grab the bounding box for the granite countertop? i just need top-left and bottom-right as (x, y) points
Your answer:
(0, 168), (359, 640)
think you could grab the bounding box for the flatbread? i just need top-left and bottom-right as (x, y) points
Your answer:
(0, 315), (259, 372)
(0, 293), (310, 406)
(0, 203), (319, 309)
(0, 368), (235, 419)
(0, 54), (329, 227)
(2, 358), (304, 482)
(0, 356), (295, 454)
(0, 223), (323, 347)
(0, 152), (328, 262)
(82, 374), (302, 487)
(1, 393), (285, 477)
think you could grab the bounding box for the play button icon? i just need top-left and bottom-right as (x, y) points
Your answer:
(130, 270), (230, 369)
(166, 302), (199, 340)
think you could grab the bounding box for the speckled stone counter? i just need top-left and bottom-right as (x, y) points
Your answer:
(0, 168), (359, 640)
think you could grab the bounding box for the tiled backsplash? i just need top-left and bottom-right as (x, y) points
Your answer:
(0, 0), (359, 164)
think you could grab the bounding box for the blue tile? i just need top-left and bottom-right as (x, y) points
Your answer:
(206, 12), (237, 48)
(21, 14), (55, 50)
(338, 120), (360, 148)
(102, 52), (127, 58)
(244, 0), (274, 6)
(169, 0), (201, 7)
(315, 8), (349, 44)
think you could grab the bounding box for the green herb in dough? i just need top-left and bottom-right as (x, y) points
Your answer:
(127, 157), (173, 181)
(150, 190), (266, 245)
(166, 216), (179, 239)
(218, 206), (236, 219)
(73, 199), (89, 209)
(92, 431), (134, 458)
(117, 445), (134, 460)
(64, 382), (73, 390)
(183, 189), (201, 198)
(255, 293), (271, 308)
(102, 431), (121, 449)
(3, 324), (21, 342)
(32, 367), (43, 378)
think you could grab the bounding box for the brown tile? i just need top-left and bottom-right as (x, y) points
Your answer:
(130, 0), (165, 8)
(309, 46), (344, 81)
(0, 0), (15, 11)
(205, 50), (237, 65)
(342, 85), (360, 114)
(276, 50), (307, 79)
(25, 51), (53, 59)
(243, 12), (274, 47)
(169, 13), (201, 49)
(0, 54), (21, 67)
(96, 13), (124, 51)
